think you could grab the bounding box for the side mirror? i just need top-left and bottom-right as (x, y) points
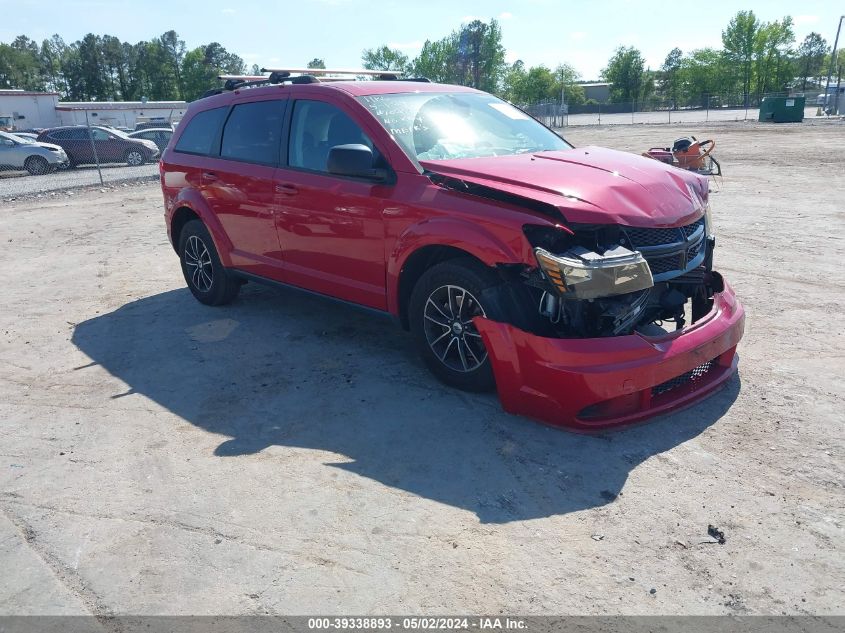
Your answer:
(327, 144), (386, 181)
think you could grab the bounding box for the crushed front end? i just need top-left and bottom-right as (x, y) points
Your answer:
(477, 209), (745, 430)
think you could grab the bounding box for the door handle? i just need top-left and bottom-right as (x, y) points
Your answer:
(202, 171), (218, 182)
(275, 183), (298, 195)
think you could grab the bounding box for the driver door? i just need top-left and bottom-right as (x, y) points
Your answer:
(274, 98), (392, 310)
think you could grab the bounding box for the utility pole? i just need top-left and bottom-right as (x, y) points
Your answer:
(823, 15), (844, 115)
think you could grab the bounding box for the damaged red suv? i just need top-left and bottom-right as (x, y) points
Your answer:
(159, 76), (744, 430)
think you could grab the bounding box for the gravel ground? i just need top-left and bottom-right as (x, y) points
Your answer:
(0, 120), (842, 616)
(0, 163), (158, 198)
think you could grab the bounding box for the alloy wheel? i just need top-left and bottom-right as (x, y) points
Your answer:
(423, 284), (487, 373)
(184, 235), (213, 292)
(127, 150), (144, 166)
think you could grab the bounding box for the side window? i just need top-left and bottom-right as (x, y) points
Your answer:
(67, 129), (89, 140)
(174, 107), (227, 156)
(220, 100), (285, 165)
(91, 129), (110, 141)
(288, 100), (378, 173)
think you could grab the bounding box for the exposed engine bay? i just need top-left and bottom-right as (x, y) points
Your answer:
(493, 220), (722, 339)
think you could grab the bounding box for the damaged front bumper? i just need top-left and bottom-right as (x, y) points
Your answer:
(474, 280), (744, 431)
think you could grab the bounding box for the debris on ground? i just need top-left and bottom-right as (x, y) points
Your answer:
(707, 524), (726, 545)
(591, 534), (604, 541)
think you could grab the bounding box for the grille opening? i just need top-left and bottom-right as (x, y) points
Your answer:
(652, 359), (715, 397)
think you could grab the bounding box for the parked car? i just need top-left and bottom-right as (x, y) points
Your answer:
(37, 125), (159, 167)
(0, 130), (69, 174)
(135, 120), (174, 132)
(128, 128), (172, 153)
(159, 78), (745, 430)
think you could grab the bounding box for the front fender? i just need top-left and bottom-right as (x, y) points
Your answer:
(387, 217), (525, 315)
(169, 189), (234, 267)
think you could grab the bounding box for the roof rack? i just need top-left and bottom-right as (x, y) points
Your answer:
(199, 67), (430, 100)
(260, 67), (403, 80)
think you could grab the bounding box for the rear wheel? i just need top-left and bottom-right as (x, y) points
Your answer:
(409, 258), (498, 392)
(178, 220), (240, 306)
(24, 155), (50, 175)
(125, 149), (145, 166)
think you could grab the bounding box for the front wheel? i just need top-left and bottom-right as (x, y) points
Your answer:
(178, 220), (241, 306)
(24, 155), (50, 175)
(409, 258), (498, 392)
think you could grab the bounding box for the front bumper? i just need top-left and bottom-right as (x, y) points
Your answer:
(475, 280), (745, 431)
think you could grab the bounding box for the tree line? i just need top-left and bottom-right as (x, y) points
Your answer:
(0, 31), (245, 102)
(1, 10), (843, 107)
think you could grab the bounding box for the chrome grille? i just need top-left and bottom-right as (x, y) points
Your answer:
(622, 217), (706, 281)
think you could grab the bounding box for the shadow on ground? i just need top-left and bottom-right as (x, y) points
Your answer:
(72, 283), (740, 523)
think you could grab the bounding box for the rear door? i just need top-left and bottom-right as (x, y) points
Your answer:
(61, 128), (92, 164)
(198, 96), (288, 279)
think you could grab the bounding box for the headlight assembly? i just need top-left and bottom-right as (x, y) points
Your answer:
(535, 245), (654, 300)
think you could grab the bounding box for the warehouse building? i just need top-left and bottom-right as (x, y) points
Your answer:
(0, 89), (186, 130)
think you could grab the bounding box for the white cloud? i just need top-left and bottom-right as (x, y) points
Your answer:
(499, 11), (513, 20)
(794, 15), (819, 26)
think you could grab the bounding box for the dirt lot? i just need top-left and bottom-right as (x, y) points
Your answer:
(0, 121), (843, 616)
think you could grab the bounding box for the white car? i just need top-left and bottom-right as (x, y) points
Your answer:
(0, 131), (69, 175)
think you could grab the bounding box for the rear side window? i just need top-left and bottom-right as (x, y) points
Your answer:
(174, 107), (227, 155)
(221, 100), (285, 165)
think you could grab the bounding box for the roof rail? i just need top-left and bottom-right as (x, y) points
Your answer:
(199, 67), (411, 100)
(260, 67), (402, 78)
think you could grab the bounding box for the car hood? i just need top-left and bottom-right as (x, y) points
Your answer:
(420, 146), (709, 228)
(33, 141), (65, 152)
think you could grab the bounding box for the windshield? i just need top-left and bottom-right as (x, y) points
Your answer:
(0, 131), (31, 144)
(358, 92), (571, 162)
(11, 133), (36, 144)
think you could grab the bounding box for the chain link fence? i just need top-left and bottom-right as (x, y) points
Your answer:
(523, 92), (828, 128)
(1, 115), (168, 199)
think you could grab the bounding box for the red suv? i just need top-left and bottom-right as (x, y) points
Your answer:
(159, 78), (744, 430)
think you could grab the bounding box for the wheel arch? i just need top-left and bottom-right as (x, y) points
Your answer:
(390, 218), (525, 330)
(168, 195), (234, 267)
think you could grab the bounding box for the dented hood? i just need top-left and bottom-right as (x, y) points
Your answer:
(420, 146), (708, 228)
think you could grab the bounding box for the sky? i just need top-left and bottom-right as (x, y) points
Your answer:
(1, 0), (842, 80)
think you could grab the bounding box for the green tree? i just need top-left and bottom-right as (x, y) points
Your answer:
(660, 47), (683, 107)
(554, 63), (585, 105)
(454, 19), (506, 93)
(411, 37), (459, 83)
(601, 46), (646, 103)
(181, 42), (245, 101)
(677, 48), (728, 106)
(752, 17), (794, 97)
(0, 36), (42, 90)
(361, 46), (409, 72)
(722, 10), (760, 102)
(306, 58), (325, 69)
(797, 33), (828, 89)
(159, 30), (186, 98)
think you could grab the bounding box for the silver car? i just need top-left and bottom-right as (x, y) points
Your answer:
(0, 131), (70, 175)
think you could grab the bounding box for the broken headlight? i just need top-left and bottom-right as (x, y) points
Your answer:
(534, 245), (654, 300)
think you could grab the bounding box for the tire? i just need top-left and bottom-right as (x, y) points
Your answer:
(409, 258), (499, 392)
(24, 155), (50, 176)
(125, 149), (145, 166)
(178, 220), (240, 306)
